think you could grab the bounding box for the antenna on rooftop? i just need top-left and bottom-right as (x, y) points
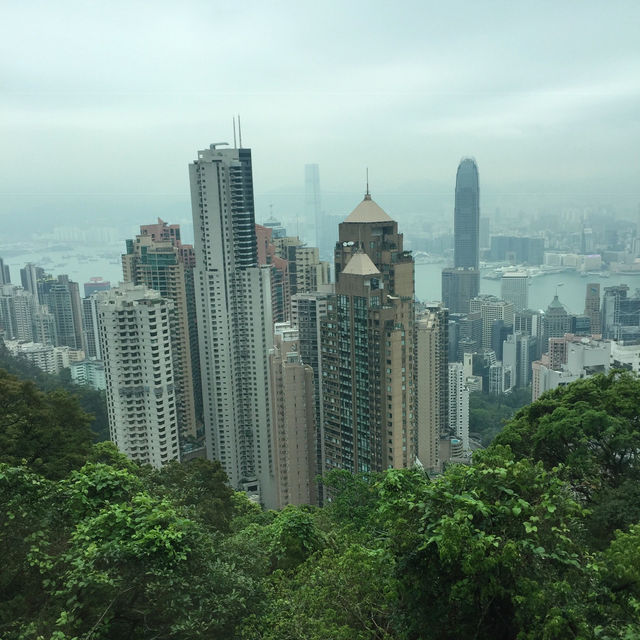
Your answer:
(238, 114), (243, 148)
(233, 117), (237, 149)
(365, 167), (370, 200)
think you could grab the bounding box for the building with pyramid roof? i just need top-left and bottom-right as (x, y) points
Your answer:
(321, 192), (415, 478)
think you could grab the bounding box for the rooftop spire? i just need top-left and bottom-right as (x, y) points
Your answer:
(365, 167), (371, 200)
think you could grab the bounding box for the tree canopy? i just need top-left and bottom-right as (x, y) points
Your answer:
(2, 366), (640, 638)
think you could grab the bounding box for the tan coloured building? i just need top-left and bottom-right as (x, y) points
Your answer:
(415, 304), (448, 473)
(322, 193), (415, 474)
(273, 236), (330, 303)
(269, 322), (317, 507)
(122, 221), (198, 441)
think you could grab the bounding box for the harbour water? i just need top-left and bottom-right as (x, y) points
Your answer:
(3, 243), (640, 316)
(415, 262), (640, 314)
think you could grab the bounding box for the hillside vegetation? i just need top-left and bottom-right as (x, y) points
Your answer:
(2, 369), (640, 639)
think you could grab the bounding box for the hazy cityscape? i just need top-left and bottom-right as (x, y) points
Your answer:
(2, 2), (640, 638)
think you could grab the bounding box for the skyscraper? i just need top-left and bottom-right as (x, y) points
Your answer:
(469, 295), (514, 349)
(584, 282), (601, 335)
(269, 322), (317, 508)
(123, 221), (198, 440)
(20, 263), (44, 304)
(415, 304), (448, 473)
(501, 271), (529, 312)
(38, 275), (84, 350)
(322, 193), (415, 474)
(442, 158), (480, 314)
(454, 158), (480, 270)
(542, 295), (570, 351)
(190, 143), (276, 507)
(442, 267), (480, 314)
(97, 284), (180, 468)
(0, 257), (10, 285)
(448, 362), (470, 452)
(291, 291), (330, 501)
(305, 164), (323, 252)
(0, 285), (35, 341)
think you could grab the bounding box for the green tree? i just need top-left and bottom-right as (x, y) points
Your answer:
(0, 370), (93, 479)
(1, 461), (262, 639)
(150, 457), (235, 533)
(376, 450), (595, 640)
(470, 386), (532, 446)
(0, 342), (109, 441)
(494, 371), (640, 546)
(244, 543), (397, 640)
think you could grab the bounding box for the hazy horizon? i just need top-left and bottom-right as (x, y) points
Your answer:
(2, 1), (639, 239)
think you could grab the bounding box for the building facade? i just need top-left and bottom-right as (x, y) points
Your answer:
(322, 193), (415, 474)
(448, 361), (470, 453)
(123, 222), (198, 440)
(97, 284), (180, 468)
(501, 271), (529, 312)
(269, 323), (317, 508)
(415, 304), (448, 473)
(454, 158), (480, 270)
(190, 143), (276, 507)
(291, 291), (330, 500)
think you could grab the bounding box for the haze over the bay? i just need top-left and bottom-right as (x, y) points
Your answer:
(1, 0), (639, 237)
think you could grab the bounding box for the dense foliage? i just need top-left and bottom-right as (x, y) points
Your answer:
(2, 368), (640, 638)
(0, 341), (108, 441)
(470, 386), (532, 445)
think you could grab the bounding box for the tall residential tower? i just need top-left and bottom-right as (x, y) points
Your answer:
(190, 144), (276, 507)
(123, 220), (199, 441)
(321, 193), (415, 474)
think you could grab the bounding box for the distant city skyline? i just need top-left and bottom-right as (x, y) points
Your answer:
(2, 2), (640, 238)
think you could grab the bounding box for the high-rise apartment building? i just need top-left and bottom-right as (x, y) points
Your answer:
(190, 143), (276, 507)
(38, 275), (84, 350)
(415, 304), (448, 473)
(322, 193), (414, 474)
(269, 322), (317, 508)
(501, 271), (529, 312)
(97, 284), (180, 468)
(0, 257), (10, 285)
(256, 224), (290, 323)
(123, 221), (198, 440)
(20, 263), (44, 304)
(273, 236), (330, 299)
(82, 296), (101, 359)
(291, 291), (330, 499)
(448, 362), (470, 452)
(584, 283), (601, 335)
(0, 285), (35, 341)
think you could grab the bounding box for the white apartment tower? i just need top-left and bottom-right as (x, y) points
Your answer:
(190, 144), (276, 507)
(448, 362), (470, 452)
(97, 284), (180, 468)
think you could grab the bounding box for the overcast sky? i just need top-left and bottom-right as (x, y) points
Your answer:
(1, 0), (639, 230)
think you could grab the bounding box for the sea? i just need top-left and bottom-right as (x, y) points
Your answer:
(415, 262), (640, 314)
(3, 243), (640, 315)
